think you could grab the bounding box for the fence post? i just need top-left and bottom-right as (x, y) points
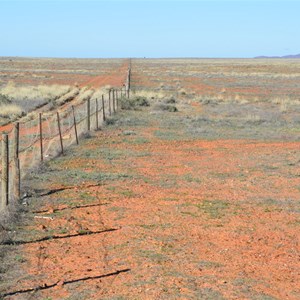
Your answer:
(39, 113), (43, 161)
(96, 98), (99, 130)
(87, 98), (91, 131)
(102, 95), (106, 122)
(113, 89), (116, 113)
(12, 123), (20, 202)
(1, 134), (9, 210)
(108, 90), (112, 116)
(127, 68), (131, 99)
(116, 90), (118, 111)
(57, 112), (64, 155)
(72, 106), (79, 145)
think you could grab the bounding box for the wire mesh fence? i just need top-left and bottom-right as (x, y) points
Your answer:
(0, 81), (130, 214)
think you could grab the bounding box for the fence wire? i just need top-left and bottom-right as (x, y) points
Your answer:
(0, 85), (128, 208)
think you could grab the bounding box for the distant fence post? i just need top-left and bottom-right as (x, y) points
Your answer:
(96, 98), (99, 130)
(127, 67), (131, 99)
(1, 134), (9, 210)
(57, 112), (64, 155)
(108, 90), (112, 116)
(39, 113), (43, 161)
(72, 106), (79, 145)
(102, 95), (106, 122)
(87, 98), (91, 131)
(12, 123), (20, 202)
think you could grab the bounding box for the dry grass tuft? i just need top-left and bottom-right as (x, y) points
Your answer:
(55, 88), (80, 106)
(0, 82), (71, 102)
(76, 88), (95, 104)
(0, 104), (23, 117)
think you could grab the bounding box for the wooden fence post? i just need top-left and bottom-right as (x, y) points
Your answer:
(1, 134), (9, 210)
(102, 95), (106, 122)
(108, 90), (112, 116)
(39, 113), (43, 161)
(127, 68), (131, 99)
(113, 89), (116, 113)
(116, 90), (118, 111)
(72, 106), (79, 145)
(96, 98), (99, 130)
(12, 123), (20, 202)
(57, 112), (64, 155)
(87, 98), (91, 131)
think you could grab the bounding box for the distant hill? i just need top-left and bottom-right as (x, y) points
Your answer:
(255, 53), (300, 59)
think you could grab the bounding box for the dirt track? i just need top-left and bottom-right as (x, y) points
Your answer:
(0, 102), (299, 299)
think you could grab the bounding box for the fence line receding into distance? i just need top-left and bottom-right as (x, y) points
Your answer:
(0, 64), (131, 214)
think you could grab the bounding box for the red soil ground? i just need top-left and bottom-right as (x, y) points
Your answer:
(1, 59), (300, 299)
(80, 61), (128, 88)
(1, 106), (299, 300)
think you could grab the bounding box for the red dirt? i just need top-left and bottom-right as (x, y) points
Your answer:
(1, 59), (300, 299)
(80, 61), (128, 88)
(2, 108), (299, 299)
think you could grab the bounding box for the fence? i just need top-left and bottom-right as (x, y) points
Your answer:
(0, 65), (131, 215)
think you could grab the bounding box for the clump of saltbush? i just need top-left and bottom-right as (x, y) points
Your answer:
(153, 103), (178, 112)
(120, 96), (150, 110)
(164, 97), (177, 104)
(0, 93), (12, 105)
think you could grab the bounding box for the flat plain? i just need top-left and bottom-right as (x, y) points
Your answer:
(0, 58), (299, 300)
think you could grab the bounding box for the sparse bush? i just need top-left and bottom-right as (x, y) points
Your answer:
(153, 103), (178, 112)
(105, 116), (118, 125)
(0, 93), (12, 105)
(120, 96), (150, 110)
(55, 87), (80, 106)
(164, 97), (176, 104)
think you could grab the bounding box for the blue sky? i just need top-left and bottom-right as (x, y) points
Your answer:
(0, 0), (299, 58)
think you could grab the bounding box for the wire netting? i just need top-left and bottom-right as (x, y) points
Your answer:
(0, 85), (128, 208)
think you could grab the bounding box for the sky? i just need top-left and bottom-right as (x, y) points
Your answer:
(0, 0), (299, 58)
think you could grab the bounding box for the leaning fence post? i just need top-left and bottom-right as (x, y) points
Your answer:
(12, 123), (20, 202)
(72, 106), (79, 145)
(39, 113), (43, 161)
(87, 98), (91, 131)
(102, 95), (106, 122)
(57, 112), (64, 155)
(1, 133), (9, 210)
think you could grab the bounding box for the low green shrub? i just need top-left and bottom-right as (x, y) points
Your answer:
(153, 103), (178, 112)
(0, 93), (12, 105)
(120, 96), (150, 110)
(164, 97), (176, 104)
